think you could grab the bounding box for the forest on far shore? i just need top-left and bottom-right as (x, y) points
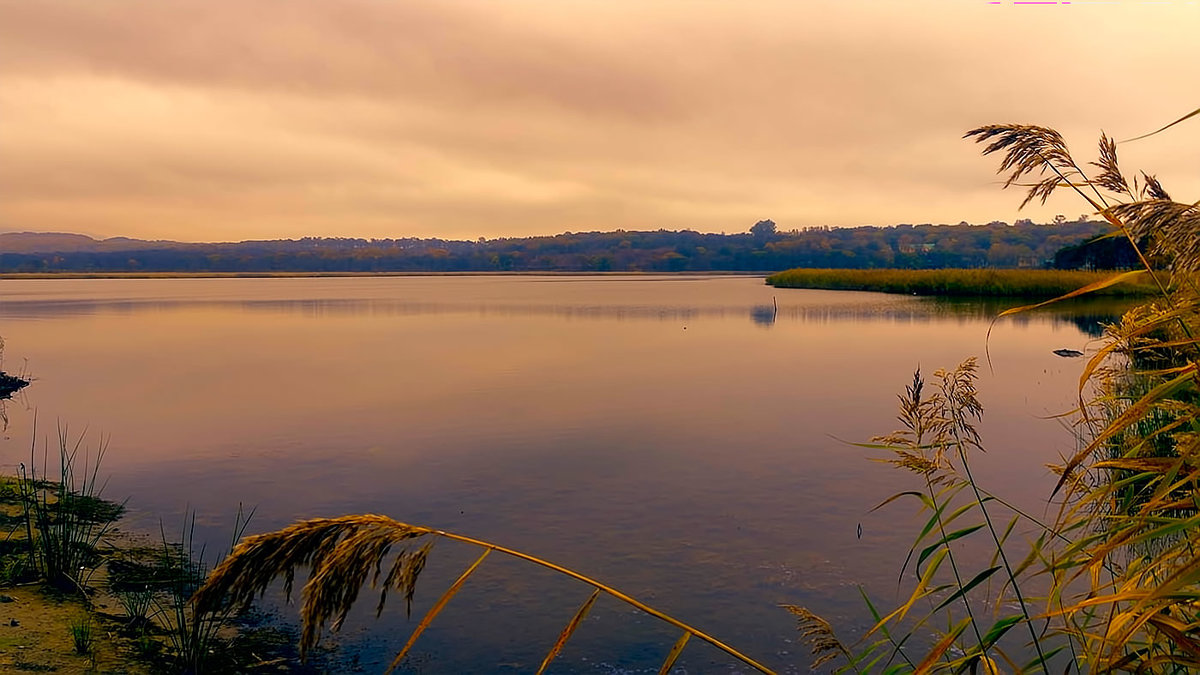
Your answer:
(0, 218), (1131, 273)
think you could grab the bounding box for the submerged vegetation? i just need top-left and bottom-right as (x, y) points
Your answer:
(765, 267), (1157, 297)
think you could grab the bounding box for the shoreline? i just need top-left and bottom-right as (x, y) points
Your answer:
(766, 267), (1157, 297)
(0, 270), (771, 280)
(0, 474), (315, 673)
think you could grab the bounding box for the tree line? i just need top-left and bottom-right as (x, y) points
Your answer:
(0, 219), (1116, 273)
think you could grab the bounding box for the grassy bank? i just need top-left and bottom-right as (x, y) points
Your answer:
(765, 267), (1157, 297)
(0, 434), (311, 674)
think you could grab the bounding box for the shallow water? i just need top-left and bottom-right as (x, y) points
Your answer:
(0, 275), (1120, 672)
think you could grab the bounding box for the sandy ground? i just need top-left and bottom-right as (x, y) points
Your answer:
(0, 485), (327, 674)
(0, 583), (153, 674)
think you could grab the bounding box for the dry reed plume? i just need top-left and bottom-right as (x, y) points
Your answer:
(796, 114), (1200, 674)
(777, 113), (1200, 674)
(192, 514), (775, 674)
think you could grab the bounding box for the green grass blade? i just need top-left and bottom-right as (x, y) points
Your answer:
(933, 566), (1001, 613)
(870, 490), (930, 512)
(980, 615), (1022, 649)
(918, 524), (986, 569)
(1019, 643), (1067, 672)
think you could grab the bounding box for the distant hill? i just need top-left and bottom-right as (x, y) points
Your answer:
(0, 232), (111, 253)
(0, 232), (188, 254)
(0, 220), (1114, 273)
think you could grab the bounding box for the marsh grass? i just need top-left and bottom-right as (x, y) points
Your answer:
(69, 614), (95, 655)
(149, 508), (253, 673)
(16, 422), (124, 595)
(0, 420), (278, 672)
(115, 586), (157, 633)
(765, 268), (1157, 297)
(775, 117), (1200, 674)
(156, 515), (223, 673)
(95, 507), (255, 673)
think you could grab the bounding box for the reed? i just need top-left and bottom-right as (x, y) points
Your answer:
(69, 615), (95, 655)
(153, 507), (253, 673)
(191, 515), (775, 674)
(780, 115), (1200, 674)
(16, 421), (123, 595)
(115, 586), (156, 632)
(765, 268), (1156, 297)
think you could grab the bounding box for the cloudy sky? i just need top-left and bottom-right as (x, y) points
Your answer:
(2, 0), (1198, 242)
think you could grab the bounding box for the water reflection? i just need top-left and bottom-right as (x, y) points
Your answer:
(0, 292), (1136, 331)
(1062, 314), (1117, 339)
(750, 304), (777, 326)
(926, 296), (1136, 329)
(0, 276), (1135, 672)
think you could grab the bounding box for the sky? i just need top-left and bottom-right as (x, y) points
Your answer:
(2, 0), (1198, 243)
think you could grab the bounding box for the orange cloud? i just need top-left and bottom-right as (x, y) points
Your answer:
(2, 0), (1198, 241)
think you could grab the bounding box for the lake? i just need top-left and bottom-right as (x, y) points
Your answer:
(0, 275), (1120, 673)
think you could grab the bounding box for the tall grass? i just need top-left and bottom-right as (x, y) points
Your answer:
(155, 510), (252, 674)
(782, 117), (1200, 673)
(765, 268), (1157, 297)
(16, 421), (123, 594)
(69, 614), (95, 655)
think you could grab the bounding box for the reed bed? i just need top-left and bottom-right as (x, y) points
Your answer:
(781, 115), (1200, 673)
(765, 267), (1157, 297)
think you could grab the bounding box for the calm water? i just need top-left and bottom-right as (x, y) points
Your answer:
(0, 275), (1119, 673)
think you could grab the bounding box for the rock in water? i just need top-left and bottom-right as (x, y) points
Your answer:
(1053, 348), (1084, 358)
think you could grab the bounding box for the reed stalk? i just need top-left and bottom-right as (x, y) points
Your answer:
(191, 514), (776, 674)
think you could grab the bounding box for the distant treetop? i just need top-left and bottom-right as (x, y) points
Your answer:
(0, 219), (1111, 273)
